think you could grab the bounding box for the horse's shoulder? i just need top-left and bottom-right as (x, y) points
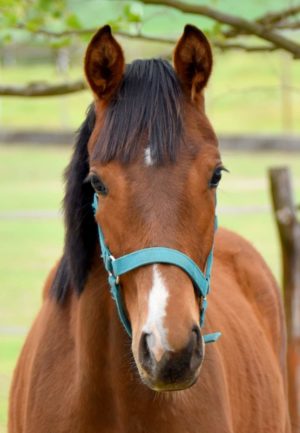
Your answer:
(215, 227), (263, 259)
(214, 227), (286, 365)
(214, 227), (279, 304)
(215, 227), (275, 284)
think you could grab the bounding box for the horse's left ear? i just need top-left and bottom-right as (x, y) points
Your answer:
(84, 25), (125, 100)
(174, 25), (213, 100)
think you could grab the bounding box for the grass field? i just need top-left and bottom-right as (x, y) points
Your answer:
(0, 144), (299, 431)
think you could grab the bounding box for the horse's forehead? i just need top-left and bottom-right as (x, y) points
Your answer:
(89, 113), (217, 165)
(88, 93), (217, 165)
(94, 143), (219, 197)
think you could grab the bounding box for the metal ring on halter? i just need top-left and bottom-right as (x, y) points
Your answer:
(109, 255), (120, 284)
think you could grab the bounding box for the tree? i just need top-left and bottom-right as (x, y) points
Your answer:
(0, 0), (300, 96)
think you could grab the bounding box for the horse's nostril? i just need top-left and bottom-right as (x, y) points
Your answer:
(139, 332), (153, 373)
(137, 326), (204, 390)
(192, 325), (201, 345)
(190, 325), (203, 371)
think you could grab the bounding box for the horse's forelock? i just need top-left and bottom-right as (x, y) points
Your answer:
(92, 59), (184, 165)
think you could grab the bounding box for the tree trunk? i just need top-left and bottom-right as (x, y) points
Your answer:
(269, 167), (300, 433)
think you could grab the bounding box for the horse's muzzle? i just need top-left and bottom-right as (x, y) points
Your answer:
(138, 325), (204, 391)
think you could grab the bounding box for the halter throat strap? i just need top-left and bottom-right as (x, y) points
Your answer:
(92, 193), (221, 344)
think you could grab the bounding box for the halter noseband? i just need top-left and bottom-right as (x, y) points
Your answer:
(92, 193), (221, 344)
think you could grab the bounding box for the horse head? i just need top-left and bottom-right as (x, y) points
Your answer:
(55, 25), (223, 392)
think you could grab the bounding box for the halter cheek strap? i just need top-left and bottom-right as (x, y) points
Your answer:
(92, 193), (221, 344)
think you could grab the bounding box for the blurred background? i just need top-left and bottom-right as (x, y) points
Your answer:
(0, 0), (300, 431)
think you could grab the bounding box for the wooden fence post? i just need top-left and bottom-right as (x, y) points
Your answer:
(269, 167), (300, 432)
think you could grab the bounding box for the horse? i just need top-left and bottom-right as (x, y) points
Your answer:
(9, 25), (291, 433)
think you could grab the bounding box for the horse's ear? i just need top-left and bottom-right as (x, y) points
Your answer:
(174, 25), (213, 100)
(84, 25), (125, 100)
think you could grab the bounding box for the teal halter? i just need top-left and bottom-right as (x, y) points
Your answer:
(92, 194), (221, 344)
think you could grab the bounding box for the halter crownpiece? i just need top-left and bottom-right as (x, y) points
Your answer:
(92, 193), (221, 344)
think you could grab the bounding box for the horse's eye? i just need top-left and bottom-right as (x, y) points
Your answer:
(90, 174), (108, 196)
(209, 167), (225, 188)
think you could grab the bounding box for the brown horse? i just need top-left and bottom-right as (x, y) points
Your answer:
(9, 25), (291, 433)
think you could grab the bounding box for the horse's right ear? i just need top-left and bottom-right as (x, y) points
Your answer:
(174, 25), (212, 101)
(84, 25), (125, 100)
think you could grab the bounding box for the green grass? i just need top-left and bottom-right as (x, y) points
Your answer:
(0, 64), (92, 129)
(0, 144), (299, 432)
(0, 146), (70, 210)
(0, 145), (70, 432)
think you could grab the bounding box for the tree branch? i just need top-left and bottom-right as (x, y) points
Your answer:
(116, 30), (175, 44)
(0, 80), (87, 97)
(132, 32), (280, 52)
(257, 5), (300, 26)
(139, 0), (300, 58)
(15, 24), (175, 43)
(14, 24), (281, 54)
(224, 5), (300, 38)
(277, 21), (300, 30)
(215, 42), (277, 53)
(117, 31), (278, 52)
(15, 23), (98, 38)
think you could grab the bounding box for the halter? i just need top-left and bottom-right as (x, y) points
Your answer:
(92, 193), (221, 344)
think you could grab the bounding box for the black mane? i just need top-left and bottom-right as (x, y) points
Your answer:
(51, 104), (97, 302)
(51, 59), (184, 301)
(93, 59), (183, 164)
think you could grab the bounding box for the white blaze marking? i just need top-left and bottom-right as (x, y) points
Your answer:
(143, 265), (171, 359)
(144, 147), (153, 166)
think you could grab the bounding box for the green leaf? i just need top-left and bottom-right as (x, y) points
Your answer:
(210, 22), (223, 37)
(0, 0), (16, 7)
(25, 17), (45, 32)
(122, 2), (143, 23)
(0, 11), (18, 27)
(65, 13), (82, 30)
(51, 9), (62, 19)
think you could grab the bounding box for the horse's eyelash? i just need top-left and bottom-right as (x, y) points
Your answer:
(83, 173), (98, 184)
(219, 166), (230, 173)
(83, 174), (92, 184)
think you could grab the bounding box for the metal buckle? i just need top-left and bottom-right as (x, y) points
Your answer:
(200, 296), (207, 327)
(108, 254), (119, 284)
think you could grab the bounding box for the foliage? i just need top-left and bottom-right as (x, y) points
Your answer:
(0, 0), (144, 45)
(0, 0), (299, 50)
(1, 0), (300, 96)
(1, 0), (67, 42)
